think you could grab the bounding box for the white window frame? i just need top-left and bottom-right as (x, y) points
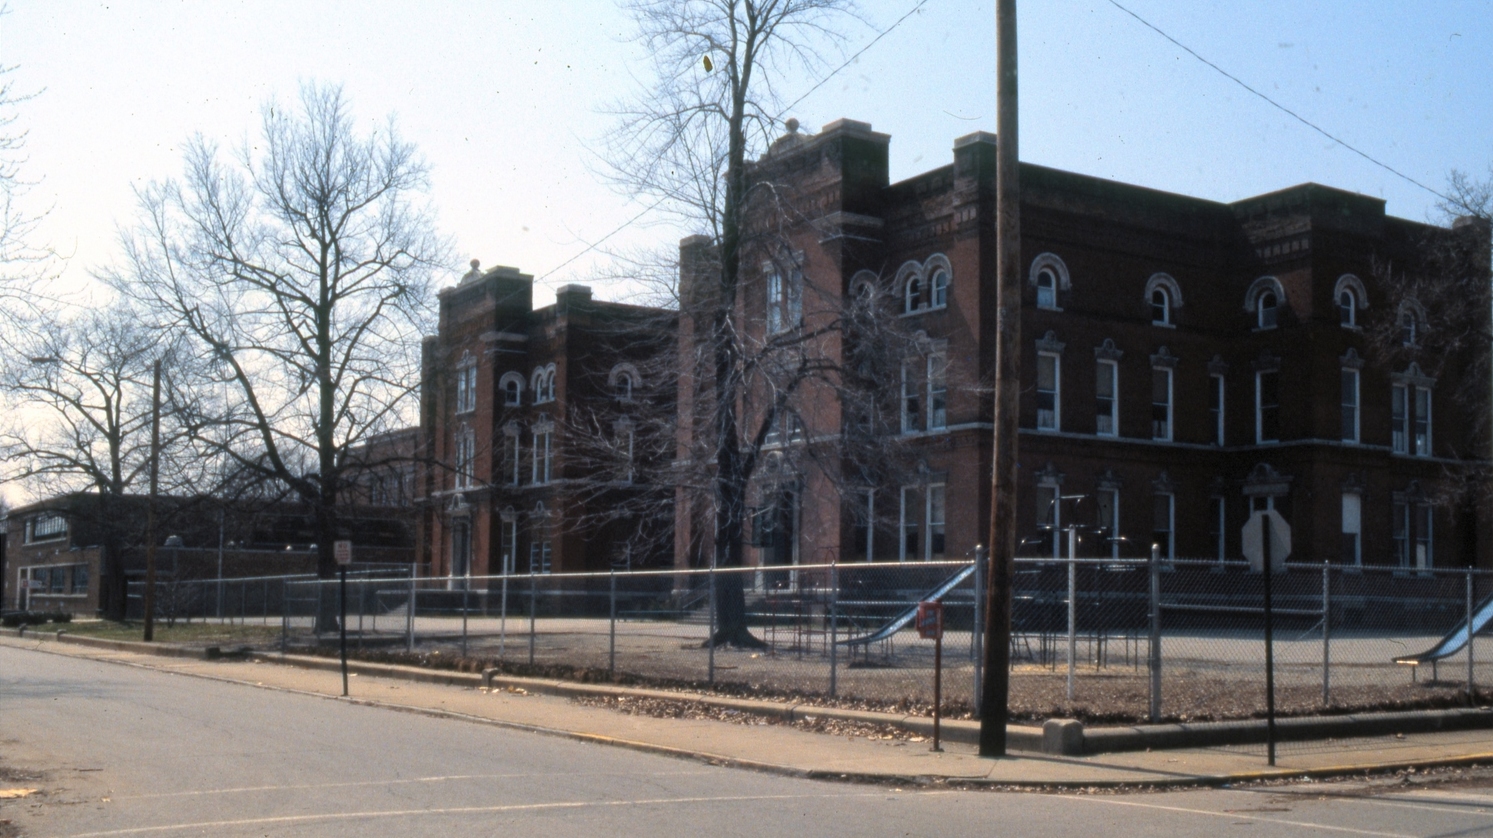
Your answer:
(1095, 359), (1118, 437)
(1257, 292), (1278, 329)
(454, 427), (475, 490)
(532, 424), (553, 484)
(898, 486), (919, 561)
(1392, 383), (1409, 454)
(1151, 366), (1173, 442)
(1209, 373), (1225, 446)
(1338, 290), (1356, 328)
(1255, 369), (1279, 444)
(1341, 368), (1360, 443)
(927, 353), (948, 431)
(455, 358), (477, 414)
(900, 362), (919, 434)
(1152, 492), (1175, 560)
(1150, 287), (1170, 325)
(1413, 386), (1432, 456)
(1341, 492), (1362, 566)
(926, 483), (946, 560)
(929, 268), (949, 309)
(1098, 488), (1121, 560)
(1036, 482), (1061, 559)
(1036, 352), (1060, 431)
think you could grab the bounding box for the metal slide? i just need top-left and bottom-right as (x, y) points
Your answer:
(1394, 593), (1493, 665)
(835, 563), (976, 647)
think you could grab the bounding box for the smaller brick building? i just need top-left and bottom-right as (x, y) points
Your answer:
(3, 493), (416, 616)
(417, 263), (675, 583)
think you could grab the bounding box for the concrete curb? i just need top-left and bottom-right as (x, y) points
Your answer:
(9, 628), (1493, 761)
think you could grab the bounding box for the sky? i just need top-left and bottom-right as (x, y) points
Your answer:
(1, 0), (1489, 310)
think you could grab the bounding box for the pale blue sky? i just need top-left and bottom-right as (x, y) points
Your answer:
(3, 0), (1489, 305)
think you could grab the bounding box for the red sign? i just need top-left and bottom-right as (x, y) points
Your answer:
(915, 601), (943, 640)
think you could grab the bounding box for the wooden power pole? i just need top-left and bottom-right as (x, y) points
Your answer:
(980, 0), (1020, 758)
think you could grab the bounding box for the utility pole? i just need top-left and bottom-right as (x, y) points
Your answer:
(980, 0), (1020, 758)
(142, 358), (162, 642)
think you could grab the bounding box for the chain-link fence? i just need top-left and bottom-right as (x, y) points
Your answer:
(123, 558), (1493, 723)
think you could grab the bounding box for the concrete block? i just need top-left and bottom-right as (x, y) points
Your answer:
(1043, 718), (1085, 755)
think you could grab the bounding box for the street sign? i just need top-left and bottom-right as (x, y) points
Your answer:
(915, 601), (944, 640)
(1242, 509), (1291, 573)
(334, 540), (353, 566)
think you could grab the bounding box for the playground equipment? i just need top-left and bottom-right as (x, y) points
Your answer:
(836, 564), (976, 647)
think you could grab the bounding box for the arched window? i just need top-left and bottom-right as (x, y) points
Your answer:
(1334, 274), (1368, 328)
(499, 371), (525, 407)
(532, 364), (557, 403)
(1028, 253), (1071, 311)
(904, 273), (923, 313)
(1258, 292), (1278, 329)
(1244, 276), (1285, 330)
(1144, 273), (1182, 326)
(1400, 311), (1418, 346)
(923, 254), (952, 310)
(848, 270), (879, 306)
(1150, 288), (1170, 325)
(608, 363), (641, 402)
(928, 269), (949, 308)
(1036, 269), (1057, 310)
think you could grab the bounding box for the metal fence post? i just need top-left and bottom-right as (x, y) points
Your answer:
(280, 578), (288, 653)
(1322, 561), (1331, 706)
(708, 563), (717, 686)
(499, 571), (509, 660)
(263, 578), (269, 626)
(1469, 568), (1476, 701)
(528, 573), (537, 667)
(1067, 530), (1077, 703)
(461, 580), (470, 659)
(1148, 543), (1161, 724)
(609, 569), (617, 678)
(973, 547), (985, 717)
(828, 560), (838, 698)
(405, 568), (415, 653)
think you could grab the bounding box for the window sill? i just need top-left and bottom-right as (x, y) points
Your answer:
(1036, 304), (1063, 313)
(899, 305), (948, 318)
(1151, 321), (1176, 329)
(1251, 325), (1278, 333)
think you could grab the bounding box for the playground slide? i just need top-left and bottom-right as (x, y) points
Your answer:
(1394, 593), (1493, 665)
(836, 563), (976, 647)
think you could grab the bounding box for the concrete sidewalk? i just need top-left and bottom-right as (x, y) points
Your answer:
(6, 629), (1493, 789)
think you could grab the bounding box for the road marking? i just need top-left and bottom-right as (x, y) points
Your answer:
(60, 791), (889, 837)
(1345, 796), (1493, 818)
(1065, 794), (1416, 837)
(113, 770), (714, 800)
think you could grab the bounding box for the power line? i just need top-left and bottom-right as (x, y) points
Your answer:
(1108, 0), (1451, 204)
(536, 0), (929, 283)
(778, 0), (930, 120)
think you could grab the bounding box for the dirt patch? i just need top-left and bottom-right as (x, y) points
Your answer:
(569, 694), (928, 742)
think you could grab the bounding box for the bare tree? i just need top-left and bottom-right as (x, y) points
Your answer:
(105, 82), (449, 615)
(600, 1), (944, 646)
(1367, 170), (1493, 512)
(0, 304), (192, 617)
(0, 43), (56, 340)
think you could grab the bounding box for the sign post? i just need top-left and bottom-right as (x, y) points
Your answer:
(917, 601), (945, 752)
(334, 539), (353, 697)
(1242, 510), (1289, 766)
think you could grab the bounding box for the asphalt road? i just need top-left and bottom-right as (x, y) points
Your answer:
(6, 645), (1493, 837)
